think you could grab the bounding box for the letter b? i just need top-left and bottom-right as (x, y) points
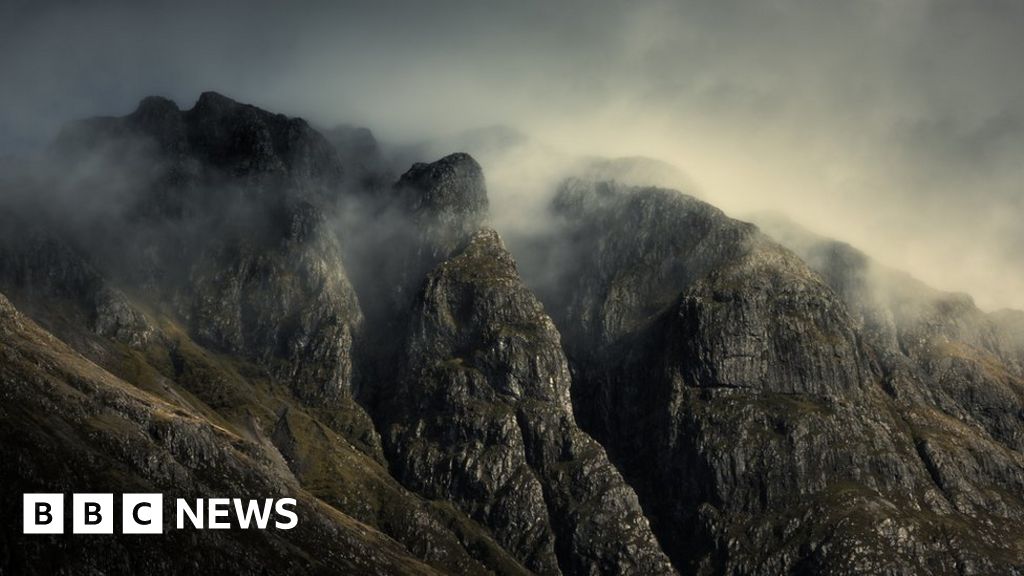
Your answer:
(23, 494), (64, 534)
(38, 503), (52, 525)
(73, 493), (113, 534)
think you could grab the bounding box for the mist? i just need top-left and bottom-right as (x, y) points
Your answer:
(2, 0), (1022, 310)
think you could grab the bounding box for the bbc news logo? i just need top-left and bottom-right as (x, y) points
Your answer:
(23, 494), (298, 534)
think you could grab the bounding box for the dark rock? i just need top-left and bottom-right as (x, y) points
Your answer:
(539, 179), (1024, 574)
(379, 228), (675, 575)
(0, 215), (153, 347)
(184, 91), (345, 195)
(397, 152), (489, 258)
(6, 92), (1024, 575)
(355, 152), (491, 324)
(54, 91), (345, 219)
(187, 198), (363, 405)
(757, 215), (1024, 452)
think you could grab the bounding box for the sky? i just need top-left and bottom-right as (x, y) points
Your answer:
(1, 0), (1022, 310)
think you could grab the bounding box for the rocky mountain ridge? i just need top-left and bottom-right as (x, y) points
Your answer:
(1, 92), (1022, 575)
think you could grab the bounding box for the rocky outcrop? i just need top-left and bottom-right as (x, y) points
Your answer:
(538, 180), (1024, 574)
(395, 153), (489, 270)
(351, 153), (491, 330)
(50, 93), (364, 407)
(186, 198), (363, 405)
(0, 215), (153, 347)
(756, 215), (1024, 453)
(371, 158), (675, 575)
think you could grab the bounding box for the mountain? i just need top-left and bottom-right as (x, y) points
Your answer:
(529, 182), (1024, 574)
(389, 125), (532, 174)
(364, 154), (673, 575)
(1, 93), (1023, 575)
(755, 213), (1024, 456)
(0, 290), (440, 576)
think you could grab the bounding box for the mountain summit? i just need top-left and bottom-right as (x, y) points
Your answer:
(2, 93), (1023, 575)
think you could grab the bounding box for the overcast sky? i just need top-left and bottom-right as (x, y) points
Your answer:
(2, 0), (1022, 309)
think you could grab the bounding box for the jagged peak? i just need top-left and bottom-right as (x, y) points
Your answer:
(553, 177), (719, 226)
(397, 152), (488, 219)
(438, 227), (513, 275)
(131, 95), (180, 117)
(191, 90), (242, 114)
(123, 95), (186, 151)
(186, 91), (313, 132)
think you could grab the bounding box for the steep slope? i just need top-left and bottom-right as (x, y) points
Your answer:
(1, 93), (680, 576)
(533, 180), (1024, 574)
(0, 236), (520, 575)
(756, 214), (1024, 452)
(0, 290), (439, 576)
(0, 212), (155, 349)
(0, 95), (542, 575)
(5, 91), (1024, 575)
(367, 155), (676, 575)
(50, 92), (362, 407)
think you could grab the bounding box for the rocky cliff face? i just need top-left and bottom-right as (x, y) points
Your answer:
(532, 180), (1024, 574)
(1, 95), (530, 575)
(0, 213), (155, 348)
(185, 199), (363, 406)
(367, 156), (673, 574)
(757, 215), (1024, 453)
(49, 92), (363, 407)
(2, 93), (1023, 575)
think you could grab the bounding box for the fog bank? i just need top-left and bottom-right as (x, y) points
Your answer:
(2, 0), (1022, 309)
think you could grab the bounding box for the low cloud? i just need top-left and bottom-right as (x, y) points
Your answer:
(1, 0), (1022, 309)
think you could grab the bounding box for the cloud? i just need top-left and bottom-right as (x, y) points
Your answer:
(1, 0), (1022, 309)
